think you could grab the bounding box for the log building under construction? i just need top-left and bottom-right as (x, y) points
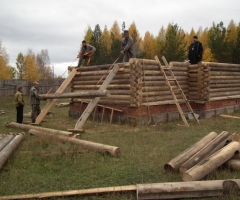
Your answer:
(68, 58), (240, 125)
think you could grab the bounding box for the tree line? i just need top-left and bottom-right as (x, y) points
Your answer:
(1, 19), (240, 80)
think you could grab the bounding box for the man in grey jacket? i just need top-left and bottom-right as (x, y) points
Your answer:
(77, 40), (96, 67)
(121, 30), (136, 62)
(30, 82), (46, 123)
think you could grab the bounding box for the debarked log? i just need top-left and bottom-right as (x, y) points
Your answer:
(211, 76), (240, 80)
(210, 71), (240, 76)
(142, 90), (188, 97)
(0, 134), (24, 170)
(204, 62), (240, 68)
(5, 122), (76, 138)
(137, 179), (240, 200)
(71, 79), (130, 85)
(28, 129), (121, 157)
(210, 87), (240, 93)
(73, 74), (130, 81)
(210, 83), (240, 88)
(77, 69), (130, 76)
(143, 85), (188, 92)
(72, 84), (130, 90)
(182, 141), (240, 181)
(142, 95), (187, 103)
(71, 99), (130, 106)
(210, 79), (240, 84)
(40, 90), (110, 99)
(210, 91), (240, 98)
(143, 70), (188, 76)
(72, 89), (130, 95)
(164, 132), (218, 173)
(225, 159), (240, 171)
(143, 80), (188, 86)
(170, 61), (190, 67)
(179, 131), (231, 173)
(0, 135), (15, 152)
(143, 76), (188, 81)
(68, 63), (130, 71)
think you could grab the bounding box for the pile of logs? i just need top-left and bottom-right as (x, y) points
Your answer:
(164, 131), (240, 181)
(0, 133), (24, 170)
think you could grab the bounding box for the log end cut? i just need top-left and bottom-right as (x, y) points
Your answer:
(181, 173), (193, 182)
(164, 164), (175, 173)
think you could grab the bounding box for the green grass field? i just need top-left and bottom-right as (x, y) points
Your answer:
(0, 97), (240, 199)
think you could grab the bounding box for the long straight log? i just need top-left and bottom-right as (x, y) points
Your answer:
(143, 85), (188, 92)
(210, 87), (240, 93)
(71, 99), (130, 106)
(0, 185), (136, 200)
(142, 95), (187, 103)
(210, 91), (240, 98)
(0, 134), (24, 170)
(179, 131), (231, 173)
(164, 132), (218, 172)
(210, 83), (240, 88)
(72, 85), (130, 90)
(169, 62), (190, 67)
(210, 79), (240, 84)
(78, 69), (130, 76)
(102, 95), (130, 100)
(210, 95), (240, 101)
(137, 179), (240, 200)
(72, 74), (130, 81)
(143, 76), (188, 81)
(71, 79), (130, 85)
(182, 141), (240, 181)
(142, 90), (188, 97)
(143, 71), (188, 76)
(5, 122), (77, 138)
(40, 90), (110, 99)
(211, 76), (240, 80)
(0, 135), (15, 151)
(68, 63), (130, 71)
(72, 89), (130, 95)
(28, 129), (120, 157)
(210, 71), (240, 76)
(143, 80), (188, 86)
(204, 62), (240, 68)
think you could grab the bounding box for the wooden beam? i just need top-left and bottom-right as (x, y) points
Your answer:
(220, 114), (240, 119)
(35, 68), (77, 124)
(40, 90), (110, 99)
(28, 129), (121, 157)
(74, 64), (119, 130)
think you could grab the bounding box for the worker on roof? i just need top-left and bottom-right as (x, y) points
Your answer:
(77, 40), (96, 67)
(120, 30), (136, 62)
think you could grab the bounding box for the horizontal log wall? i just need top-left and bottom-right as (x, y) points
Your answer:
(69, 60), (240, 107)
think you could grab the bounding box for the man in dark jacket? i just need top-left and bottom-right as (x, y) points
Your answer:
(77, 40), (96, 67)
(188, 36), (203, 64)
(30, 81), (45, 123)
(14, 86), (24, 123)
(121, 30), (136, 62)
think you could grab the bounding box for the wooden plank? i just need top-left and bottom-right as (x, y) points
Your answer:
(74, 65), (119, 129)
(220, 114), (240, 119)
(35, 68), (77, 124)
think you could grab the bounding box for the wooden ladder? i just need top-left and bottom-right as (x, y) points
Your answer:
(155, 56), (200, 127)
(74, 64), (119, 130)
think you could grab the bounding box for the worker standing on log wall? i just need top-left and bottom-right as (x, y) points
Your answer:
(121, 30), (136, 62)
(77, 40), (96, 67)
(188, 36), (203, 64)
(14, 86), (24, 124)
(30, 82), (46, 123)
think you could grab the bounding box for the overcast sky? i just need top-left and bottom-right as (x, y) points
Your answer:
(0, 0), (239, 77)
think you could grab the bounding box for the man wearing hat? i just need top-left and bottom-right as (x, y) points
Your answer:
(188, 36), (203, 64)
(120, 30), (136, 62)
(77, 40), (96, 67)
(30, 81), (46, 123)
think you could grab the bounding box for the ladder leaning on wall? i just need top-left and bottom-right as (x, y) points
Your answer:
(155, 55), (200, 127)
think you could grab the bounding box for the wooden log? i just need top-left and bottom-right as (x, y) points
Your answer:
(210, 67), (240, 72)
(28, 129), (120, 157)
(220, 114), (240, 119)
(210, 91), (240, 98)
(40, 90), (109, 99)
(68, 63), (130, 71)
(210, 87), (240, 93)
(72, 98), (130, 106)
(211, 75), (240, 80)
(78, 69), (130, 76)
(0, 134), (24, 170)
(210, 95), (240, 101)
(55, 102), (69, 107)
(143, 76), (188, 81)
(5, 122), (77, 138)
(210, 71), (240, 76)
(137, 179), (240, 200)
(143, 80), (188, 86)
(72, 89), (130, 95)
(182, 141), (240, 181)
(210, 79), (240, 84)
(225, 159), (240, 171)
(211, 83), (240, 88)
(143, 85), (188, 92)
(169, 61), (190, 67)
(101, 95), (130, 100)
(143, 70), (188, 76)
(204, 62), (240, 68)
(164, 132), (218, 173)
(72, 74), (130, 81)
(179, 131), (231, 173)
(71, 79), (130, 85)
(0, 135), (15, 152)
(0, 185), (136, 200)
(142, 90), (188, 97)
(142, 95), (186, 103)
(72, 85), (130, 90)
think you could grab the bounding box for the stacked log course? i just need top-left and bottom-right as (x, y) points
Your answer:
(207, 62), (240, 101)
(165, 131), (240, 181)
(69, 59), (190, 107)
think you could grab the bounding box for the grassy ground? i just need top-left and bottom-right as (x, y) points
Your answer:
(0, 97), (240, 199)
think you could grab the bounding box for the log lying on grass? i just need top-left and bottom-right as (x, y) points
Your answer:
(179, 131), (231, 173)
(0, 135), (15, 151)
(0, 185), (136, 200)
(164, 132), (218, 172)
(28, 129), (121, 157)
(137, 179), (240, 200)
(5, 122), (78, 138)
(182, 141), (240, 181)
(39, 90), (110, 99)
(0, 134), (24, 170)
(225, 159), (240, 171)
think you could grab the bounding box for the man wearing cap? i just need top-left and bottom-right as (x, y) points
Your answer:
(14, 86), (24, 124)
(30, 81), (46, 123)
(77, 40), (96, 67)
(120, 30), (136, 62)
(188, 36), (203, 64)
